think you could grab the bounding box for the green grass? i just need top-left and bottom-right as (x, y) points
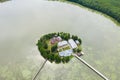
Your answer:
(64, 0), (120, 23)
(63, 46), (70, 51)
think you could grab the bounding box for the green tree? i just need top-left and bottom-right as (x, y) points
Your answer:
(78, 38), (82, 44)
(44, 42), (48, 49)
(54, 54), (61, 63)
(72, 35), (78, 40)
(62, 57), (66, 63)
(65, 56), (70, 63)
(48, 53), (55, 63)
(51, 44), (57, 52)
(42, 52), (47, 59)
(73, 48), (77, 53)
(77, 48), (81, 53)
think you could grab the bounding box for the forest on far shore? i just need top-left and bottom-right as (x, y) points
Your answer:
(0, 0), (9, 2)
(66, 0), (120, 23)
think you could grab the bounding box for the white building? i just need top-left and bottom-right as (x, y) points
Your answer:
(59, 49), (73, 56)
(58, 40), (68, 47)
(68, 39), (77, 49)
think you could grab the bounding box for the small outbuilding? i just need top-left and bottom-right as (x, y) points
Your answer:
(75, 40), (80, 45)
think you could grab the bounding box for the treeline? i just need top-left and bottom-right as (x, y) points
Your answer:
(66, 0), (120, 23)
(0, 0), (9, 2)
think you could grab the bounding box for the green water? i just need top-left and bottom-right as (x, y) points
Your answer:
(0, 0), (120, 80)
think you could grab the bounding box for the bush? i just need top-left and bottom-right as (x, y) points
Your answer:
(51, 44), (57, 52)
(72, 35), (78, 40)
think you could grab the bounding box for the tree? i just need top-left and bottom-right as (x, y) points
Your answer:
(48, 53), (55, 63)
(42, 52), (47, 59)
(54, 54), (61, 63)
(77, 48), (81, 53)
(72, 35), (78, 40)
(39, 48), (45, 55)
(64, 33), (70, 40)
(73, 48), (77, 53)
(65, 56), (70, 63)
(62, 57), (66, 63)
(44, 42), (48, 49)
(51, 44), (57, 52)
(50, 54), (55, 62)
(78, 38), (82, 44)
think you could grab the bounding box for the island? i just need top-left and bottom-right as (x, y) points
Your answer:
(37, 32), (83, 63)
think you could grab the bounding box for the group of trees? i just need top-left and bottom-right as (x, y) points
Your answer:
(37, 39), (56, 62)
(72, 35), (82, 44)
(37, 34), (50, 59)
(67, 0), (120, 23)
(72, 35), (78, 40)
(54, 55), (71, 63)
(47, 53), (71, 63)
(58, 32), (82, 45)
(58, 32), (70, 40)
(73, 48), (81, 53)
(51, 44), (57, 52)
(42, 33), (57, 40)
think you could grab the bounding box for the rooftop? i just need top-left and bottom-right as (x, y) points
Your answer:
(68, 39), (77, 49)
(59, 49), (73, 56)
(58, 40), (68, 47)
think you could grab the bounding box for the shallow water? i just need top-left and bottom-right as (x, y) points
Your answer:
(0, 0), (120, 80)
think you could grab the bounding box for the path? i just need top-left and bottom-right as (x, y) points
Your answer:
(32, 59), (47, 80)
(73, 54), (109, 80)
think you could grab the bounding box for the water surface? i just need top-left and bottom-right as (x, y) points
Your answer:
(0, 0), (120, 80)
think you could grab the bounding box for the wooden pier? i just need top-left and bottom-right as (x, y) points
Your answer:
(32, 59), (47, 80)
(73, 54), (109, 80)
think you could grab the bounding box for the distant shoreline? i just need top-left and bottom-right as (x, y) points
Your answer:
(67, 0), (120, 23)
(55, 0), (120, 25)
(0, 0), (9, 3)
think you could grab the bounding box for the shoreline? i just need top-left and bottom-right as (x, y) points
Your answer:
(52, 0), (120, 26)
(0, 0), (9, 3)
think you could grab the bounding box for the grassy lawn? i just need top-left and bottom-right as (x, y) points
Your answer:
(63, 45), (71, 51)
(46, 40), (52, 51)
(78, 45), (82, 51)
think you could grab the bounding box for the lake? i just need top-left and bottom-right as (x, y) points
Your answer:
(0, 0), (120, 80)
